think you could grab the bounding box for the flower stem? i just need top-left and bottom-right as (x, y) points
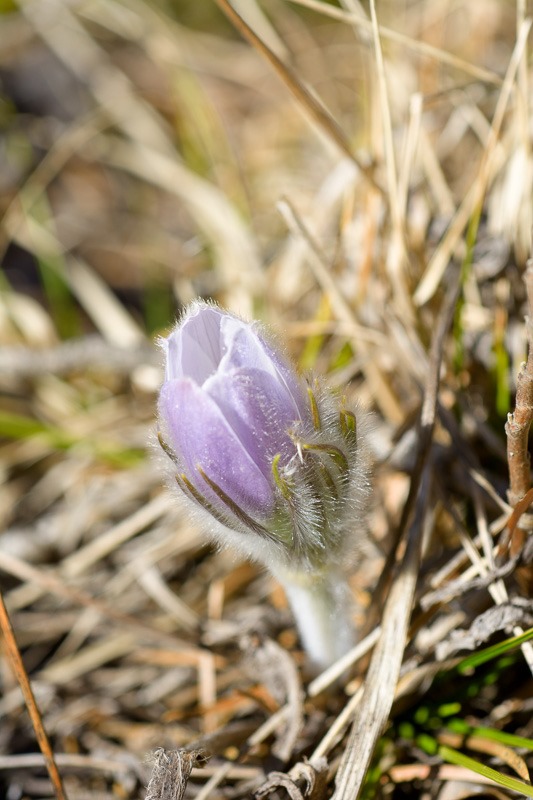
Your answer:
(275, 568), (356, 670)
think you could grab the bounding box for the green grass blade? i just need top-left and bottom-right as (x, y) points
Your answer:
(0, 411), (144, 466)
(471, 726), (533, 751)
(0, 410), (73, 445)
(439, 744), (533, 796)
(31, 195), (81, 338)
(457, 627), (533, 672)
(446, 719), (533, 751)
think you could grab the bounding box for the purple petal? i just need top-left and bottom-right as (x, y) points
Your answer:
(163, 305), (308, 424)
(165, 305), (226, 384)
(257, 336), (309, 421)
(204, 367), (301, 478)
(218, 322), (307, 421)
(159, 377), (276, 518)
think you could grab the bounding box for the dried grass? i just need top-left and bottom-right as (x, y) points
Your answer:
(1, 1), (532, 798)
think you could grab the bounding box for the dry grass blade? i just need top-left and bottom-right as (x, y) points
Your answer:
(286, 0), (502, 86)
(0, 337), (156, 378)
(333, 493), (432, 800)
(277, 198), (404, 423)
(414, 19), (532, 305)
(368, 0), (411, 320)
(332, 272), (462, 800)
(388, 763), (529, 788)
(213, 0), (379, 188)
(0, 590), (68, 800)
(0, 752), (140, 776)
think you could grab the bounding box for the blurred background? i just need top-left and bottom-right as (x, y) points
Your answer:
(1, 0), (524, 337)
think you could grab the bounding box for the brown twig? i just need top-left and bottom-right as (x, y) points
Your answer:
(0, 588), (68, 800)
(502, 260), (533, 566)
(506, 262), (533, 506)
(501, 486), (533, 554)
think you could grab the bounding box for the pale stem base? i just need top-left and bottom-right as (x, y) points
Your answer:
(276, 569), (356, 670)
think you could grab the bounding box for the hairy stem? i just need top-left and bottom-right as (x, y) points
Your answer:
(275, 568), (355, 670)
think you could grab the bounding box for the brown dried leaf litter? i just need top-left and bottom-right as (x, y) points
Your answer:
(1, 1), (533, 798)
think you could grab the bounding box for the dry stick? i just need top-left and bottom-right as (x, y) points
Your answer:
(212, 0), (380, 191)
(506, 262), (533, 507)
(0, 589), (68, 800)
(333, 481), (433, 800)
(502, 263), (533, 607)
(502, 487), (533, 551)
(332, 271), (462, 800)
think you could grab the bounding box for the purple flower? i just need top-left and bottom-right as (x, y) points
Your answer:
(158, 301), (371, 574)
(157, 302), (374, 667)
(158, 303), (307, 517)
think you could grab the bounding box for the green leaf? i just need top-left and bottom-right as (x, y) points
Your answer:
(143, 274), (174, 335)
(439, 744), (533, 796)
(437, 702), (462, 718)
(0, 411), (73, 446)
(457, 627), (533, 673)
(416, 733), (438, 756)
(446, 721), (533, 752)
(453, 209), (480, 372)
(299, 295), (330, 371)
(493, 331), (511, 417)
(0, 411), (144, 466)
(32, 195), (81, 338)
(471, 726), (533, 751)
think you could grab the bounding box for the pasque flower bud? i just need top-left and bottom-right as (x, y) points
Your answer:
(157, 302), (372, 667)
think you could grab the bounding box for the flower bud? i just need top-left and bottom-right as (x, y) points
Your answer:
(157, 301), (371, 578)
